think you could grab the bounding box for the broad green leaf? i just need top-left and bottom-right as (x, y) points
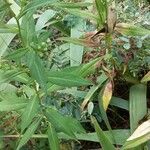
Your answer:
(48, 123), (60, 150)
(141, 71), (150, 83)
(21, 12), (37, 46)
(19, 0), (58, 17)
(110, 97), (129, 111)
(0, 92), (27, 111)
(115, 23), (150, 36)
(129, 84), (147, 133)
(81, 72), (108, 110)
(45, 107), (85, 138)
(17, 117), (42, 150)
(102, 81), (113, 111)
(21, 94), (40, 133)
(91, 116), (116, 150)
(47, 71), (91, 87)
(26, 51), (47, 91)
(123, 120), (150, 149)
(70, 18), (85, 66)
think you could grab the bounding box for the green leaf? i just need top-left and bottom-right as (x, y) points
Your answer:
(110, 97), (129, 111)
(91, 116), (116, 150)
(6, 48), (29, 61)
(0, 24), (18, 33)
(95, 0), (107, 27)
(26, 51), (47, 91)
(115, 23), (150, 36)
(45, 107), (85, 138)
(21, 94), (40, 133)
(0, 92), (27, 111)
(17, 117), (42, 150)
(47, 71), (91, 87)
(70, 18), (85, 66)
(21, 12), (37, 46)
(47, 123), (60, 150)
(141, 71), (150, 83)
(129, 84), (147, 133)
(123, 120), (150, 149)
(52, 2), (92, 9)
(63, 9), (98, 22)
(19, 0), (58, 17)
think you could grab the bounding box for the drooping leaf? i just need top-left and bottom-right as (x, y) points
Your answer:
(0, 24), (18, 33)
(45, 107), (85, 138)
(129, 84), (147, 133)
(91, 116), (116, 150)
(17, 117), (42, 150)
(0, 92), (27, 111)
(123, 120), (150, 149)
(21, 94), (40, 133)
(115, 23), (150, 36)
(47, 123), (60, 150)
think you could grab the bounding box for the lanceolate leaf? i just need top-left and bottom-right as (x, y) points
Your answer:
(47, 123), (60, 150)
(141, 71), (150, 83)
(21, 12), (37, 46)
(91, 116), (116, 150)
(123, 120), (150, 149)
(115, 23), (150, 36)
(47, 71), (91, 87)
(21, 94), (40, 133)
(17, 117), (42, 150)
(45, 107), (85, 138)
(26, 51), (47, 91)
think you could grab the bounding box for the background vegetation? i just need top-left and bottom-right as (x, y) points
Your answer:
(0, 0), (150, 149)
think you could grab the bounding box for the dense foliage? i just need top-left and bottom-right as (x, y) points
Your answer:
(0, 0), (150, 149)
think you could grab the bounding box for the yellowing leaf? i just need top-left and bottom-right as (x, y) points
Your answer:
(141, 71), (150, 83)
(102, 81), (113, 111)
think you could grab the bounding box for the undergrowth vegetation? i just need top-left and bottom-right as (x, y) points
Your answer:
(0, 0), (150, 149)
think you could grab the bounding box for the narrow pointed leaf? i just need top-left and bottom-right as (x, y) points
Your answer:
(141, 71), (150, 83)
(17, 117), (42, 150)
(21, 94), (40, 132)
(48, 123), (60, 150)
(91, 116), (116, 150)
(123, 120), (150, 149)
(45, 107), (85, 138)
